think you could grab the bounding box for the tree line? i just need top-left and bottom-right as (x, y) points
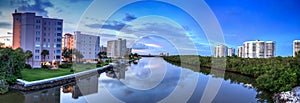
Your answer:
(163, 52), (300, 92)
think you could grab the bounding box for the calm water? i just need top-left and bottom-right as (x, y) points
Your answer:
(0, 57), (272, 103)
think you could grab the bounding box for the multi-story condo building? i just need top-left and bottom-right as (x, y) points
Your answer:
(294, 40), (300, 57)
(228, 48), (235, 56)
(73, 31), (100, 62)
(12, 12), (63, 68)
(266, 41), (276, 58)
(214, 44), (228, 57)
(107, 38), (127, 58)
(237, 46), (244, 58)
(62, 33), (74, 50)
(0, 32), (13, 48)
(243, 40), (275, 58)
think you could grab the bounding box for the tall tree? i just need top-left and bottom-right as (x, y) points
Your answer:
(73, 49), (84, 62)
(62, 47), (72, 62)
(25, 50), (33, 65)
(41, 50), (49, 63)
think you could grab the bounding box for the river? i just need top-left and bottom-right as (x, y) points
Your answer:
(0, 57), (273, 103)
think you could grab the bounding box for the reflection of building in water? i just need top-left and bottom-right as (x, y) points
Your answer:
(62, 73), (99, 99)
(106, 61), (127, 79)
(22, 86), (60, 103)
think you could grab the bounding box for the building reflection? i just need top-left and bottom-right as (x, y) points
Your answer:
(62, 72), (99, 99)
(22, 86), (60, 103)
(106, 60), (128, 79)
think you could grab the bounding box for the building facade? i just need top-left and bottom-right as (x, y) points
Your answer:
(0, 32), (13, 48)
(12, 12), (63, 68)
(265, 41), (276, 58)
(73, 31), (100, 62)
(294, 40), (300, 57)
(107, 38), (127, 58)
(214, 44), (228, 57)
(62, 33), (74, 50)
(228, 48), (235, 56)
(242, 40), (275, 58)
(237, 46), (244, 58)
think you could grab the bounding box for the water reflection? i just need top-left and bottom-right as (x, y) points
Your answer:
(0, 57), (273, 103)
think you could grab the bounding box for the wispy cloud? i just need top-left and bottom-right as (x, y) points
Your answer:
(0, 22), (11, 29)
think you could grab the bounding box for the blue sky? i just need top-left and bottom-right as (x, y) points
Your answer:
(0, 0), (299, 56)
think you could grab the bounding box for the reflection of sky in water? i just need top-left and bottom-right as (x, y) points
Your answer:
(59, 57), (264, 103)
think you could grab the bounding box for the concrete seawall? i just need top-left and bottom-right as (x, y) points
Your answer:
(11, 64), (113, 91)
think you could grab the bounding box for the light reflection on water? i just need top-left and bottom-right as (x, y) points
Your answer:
(0, 57), (272, 103)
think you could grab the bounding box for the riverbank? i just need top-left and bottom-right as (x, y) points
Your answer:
(11, 64), (113, 91)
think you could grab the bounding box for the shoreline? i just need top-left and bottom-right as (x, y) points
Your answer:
(10, 64), (113, 91)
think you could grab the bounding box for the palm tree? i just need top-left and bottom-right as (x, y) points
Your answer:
(25, 50), (33, 65)
(41, 50), (49, 64)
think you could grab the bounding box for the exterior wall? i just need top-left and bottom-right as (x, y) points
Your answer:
(12, 12), (63, 68)
(228, 48), (235, 56)
(107, 38), (127, 58)
(63, 33), (74, 50)
(243, 40), (275, 58)
(214, 44), (228, 57)
(238, 46), (244, 58)
(294, 40), (300, 57)
(266, 41), (276, 58)
(73, 31), (100, 61)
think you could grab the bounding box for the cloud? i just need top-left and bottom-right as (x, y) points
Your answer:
(123, 13), (137, 21)
(0, 22), (11, 29)
(11, 0), (54, 17)
(132, 43), (149, 50)
(86, 20), (130, 31)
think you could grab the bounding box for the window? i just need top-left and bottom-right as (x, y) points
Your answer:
(36, 25), (40, 29)
(57, 38), (61, 42)
(48, 33), (50, 36)
(57, 33), (62, 37)
(48, 43), (50, 48)
(36, 31), (40, 35)
(43, 44), (46, 47)
(43, 38), (46, 42)
(35, 37), (40, 42)
(35, 50), (40, 53)
(57, 27), (62, 31)
(36, 19), (41, 23)
(57, 44), (61, 48)
(35, 42), (40, 47)
(56, 50), (61, 54)
(57, 22), (62, 25)
(35, 56), (39, 59)
(48, 39), (50, 42)
(43, 33), (46, 36)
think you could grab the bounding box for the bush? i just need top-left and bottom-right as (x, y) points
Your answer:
(6, 76), (17, 85)
(41, 65), (50, 69)
(59, 63), (72, 68)
(0, 79), (8, 94)
(24, 64), (32, 69)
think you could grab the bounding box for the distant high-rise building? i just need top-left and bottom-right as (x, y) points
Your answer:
(237, 46), (244, 58)
(294, 40), (300, 57)
(243, 40), (275, 58)
(100, 45), (107, 53)
(214, 44), (228, 57)
(228, 48), (235, 56)
(0, 32), (13, 48)
(107, 38), (127, 58)
(12, 12), (63, 68)
(73, 31), (100, 62)
(265, 41), (276, 58)
(62, 33), (74, 50)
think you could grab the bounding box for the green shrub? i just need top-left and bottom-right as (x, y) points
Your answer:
(0, 79), (8, 94)
(6, 76), (17, 85)
(59, 63), (72, 68)
(24, 64), (32, 69)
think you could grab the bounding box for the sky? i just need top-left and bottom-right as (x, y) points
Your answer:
(0, 0), (299, 56)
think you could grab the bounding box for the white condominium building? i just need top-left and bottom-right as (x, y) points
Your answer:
(73, 31), (100, 61)
(12, 11), (63, 68)
(294, 40), (300, 57)
(0, 32), (13, 48)
(237, 46), (244, 58)
(266, 41), (276, 58)
(107, 38), (127, 58)
(214, 44), (228, 57)
(228, 48), (235, 56)
(242, 40), (275, 58)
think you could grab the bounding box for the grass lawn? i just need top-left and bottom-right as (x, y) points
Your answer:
(21, 63), (103, 81)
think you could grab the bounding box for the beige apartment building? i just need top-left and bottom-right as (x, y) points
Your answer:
(294, 40), (300, 57)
